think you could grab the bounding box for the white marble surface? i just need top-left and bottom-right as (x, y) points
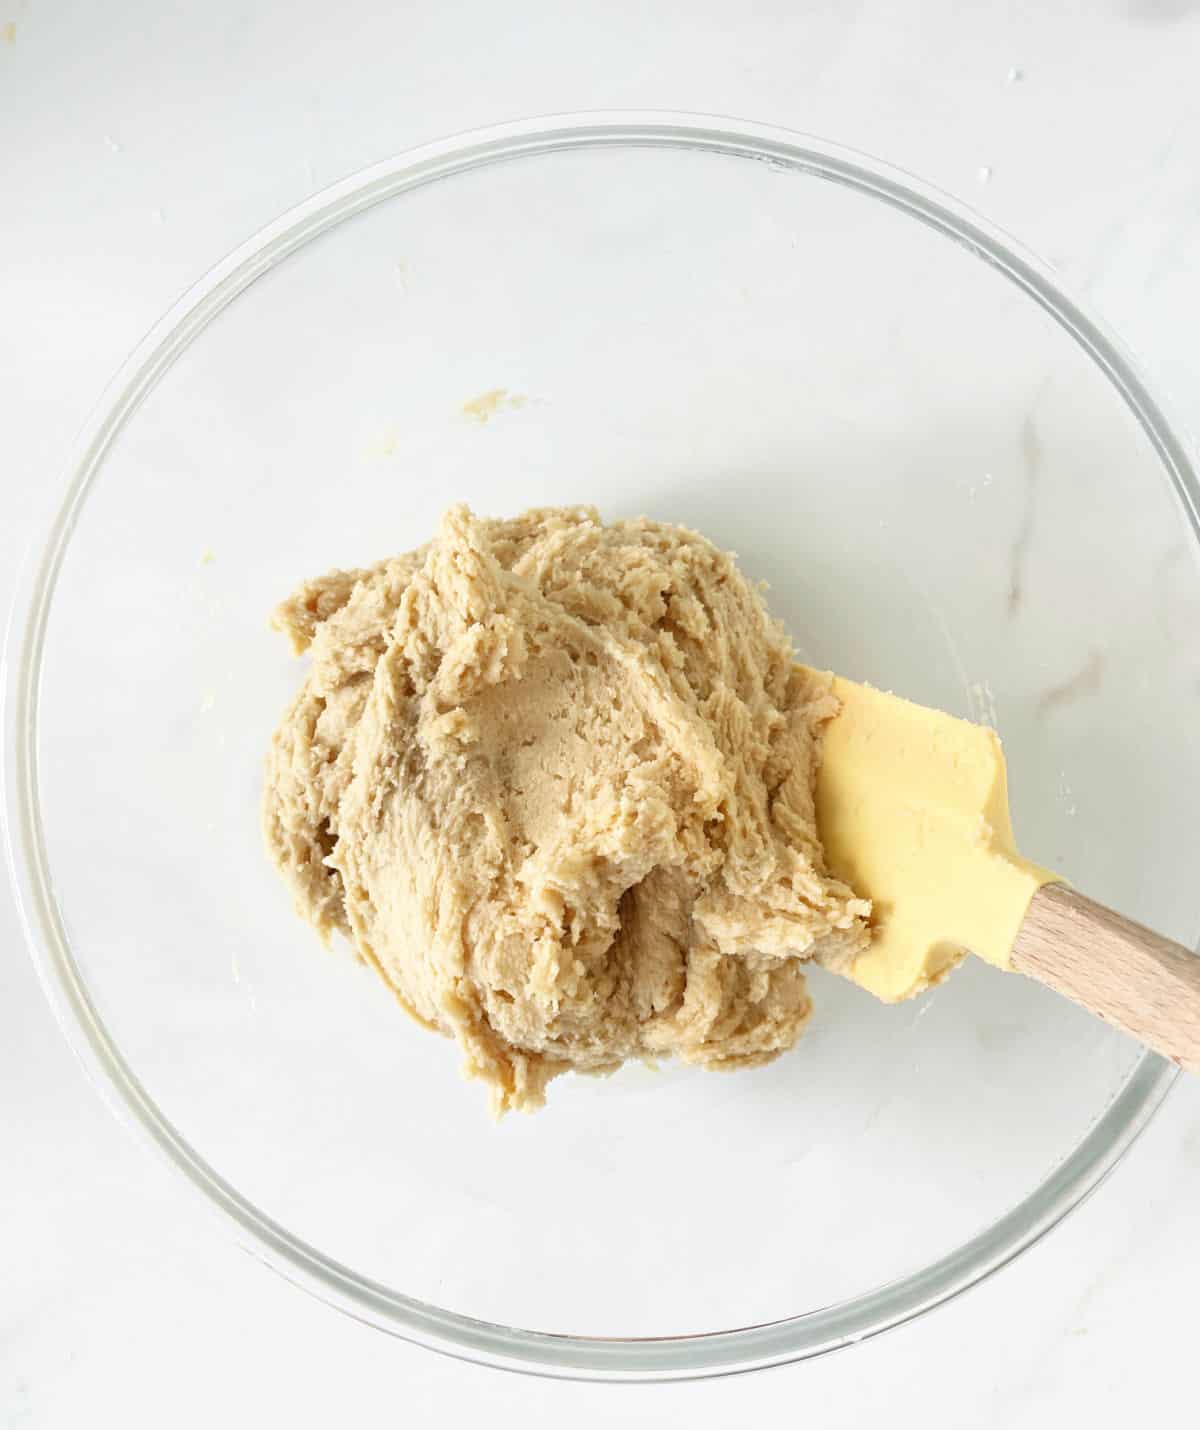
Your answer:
(4, 1), (1200, 1424)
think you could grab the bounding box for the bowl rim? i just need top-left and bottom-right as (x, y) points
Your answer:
(2, 110), (1191, 1381)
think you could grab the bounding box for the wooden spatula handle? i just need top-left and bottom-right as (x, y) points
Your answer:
(1011, 884), (1200, 1072)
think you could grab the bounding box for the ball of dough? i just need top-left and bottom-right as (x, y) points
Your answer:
(264, 505), (869, 1113)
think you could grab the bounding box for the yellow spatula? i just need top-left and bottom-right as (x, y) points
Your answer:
(808, 670), (1200, 1072)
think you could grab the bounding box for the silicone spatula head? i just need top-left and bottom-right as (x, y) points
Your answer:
(806, 670), (1057, 1002)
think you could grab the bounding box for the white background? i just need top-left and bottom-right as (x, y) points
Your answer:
(4, 2), (1200, 1424)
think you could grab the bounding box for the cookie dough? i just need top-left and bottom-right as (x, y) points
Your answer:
(264, 505), (871, 1112)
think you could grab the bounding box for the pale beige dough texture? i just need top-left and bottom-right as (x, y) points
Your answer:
(264, 505), (870, 1112)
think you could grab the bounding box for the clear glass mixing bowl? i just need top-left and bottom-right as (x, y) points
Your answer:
(6, 114), (1200, 1380)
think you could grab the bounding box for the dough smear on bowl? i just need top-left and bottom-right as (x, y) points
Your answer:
(264, 504), (871, 1112)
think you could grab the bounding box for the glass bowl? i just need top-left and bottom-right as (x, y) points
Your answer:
(6, 114), (1199, 1381)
